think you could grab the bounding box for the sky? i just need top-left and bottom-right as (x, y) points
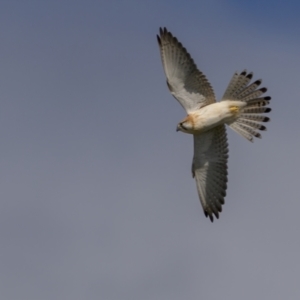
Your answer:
(0, 0), (300, 299)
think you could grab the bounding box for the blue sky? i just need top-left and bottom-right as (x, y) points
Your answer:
(0, 1), (300, 299)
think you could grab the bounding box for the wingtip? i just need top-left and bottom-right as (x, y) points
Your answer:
(159, 27), (167, 36)
(204, 211), (214, 222)
(158, 27), (172, 38)
(156, 34), (161, 45)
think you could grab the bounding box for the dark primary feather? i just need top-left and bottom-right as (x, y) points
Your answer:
(192, 125), (228, 222)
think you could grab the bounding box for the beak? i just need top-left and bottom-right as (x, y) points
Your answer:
(176, 125), (180, 132)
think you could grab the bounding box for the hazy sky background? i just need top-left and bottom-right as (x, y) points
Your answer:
(1, 1), (300, 299)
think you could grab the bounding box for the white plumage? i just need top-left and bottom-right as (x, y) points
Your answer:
(157, 27), (271, 222)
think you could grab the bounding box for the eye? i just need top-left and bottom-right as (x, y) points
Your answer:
(180, 123), (187, 130)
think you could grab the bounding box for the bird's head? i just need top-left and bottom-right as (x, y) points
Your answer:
(176, 116), (194, 133)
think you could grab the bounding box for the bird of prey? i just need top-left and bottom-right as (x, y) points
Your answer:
(157, 27), (271, 222)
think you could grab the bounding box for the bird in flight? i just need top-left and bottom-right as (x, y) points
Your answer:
(157, 27), (271, 222)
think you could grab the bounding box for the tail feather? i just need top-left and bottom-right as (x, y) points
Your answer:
(236, 119), (267, 131)
(238, 79), (262, 98)
(246, 96), (270, 107)
(243, 107), (271, 114)
(222, 70), (253, 100)
(222, 70), (271, 142)
(239, 114), (270, 122)
(229, 123), (256, 142)
(231, 71), (253, 97)
(233, 123), (262, 139)
(240, 87), (267, 102)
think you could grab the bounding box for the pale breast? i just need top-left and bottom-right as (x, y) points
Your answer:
(189, 101), (246, 133)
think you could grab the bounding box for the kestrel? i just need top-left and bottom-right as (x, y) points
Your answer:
(157, 27), (271, 222)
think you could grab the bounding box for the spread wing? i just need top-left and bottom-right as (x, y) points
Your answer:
(157, 27), (216, 113)
(192, 125), (228, 222)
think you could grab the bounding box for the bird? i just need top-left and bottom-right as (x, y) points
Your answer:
(157, 27), (271, 222)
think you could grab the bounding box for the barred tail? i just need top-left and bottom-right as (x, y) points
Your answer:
(222, 70), (271, 142)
